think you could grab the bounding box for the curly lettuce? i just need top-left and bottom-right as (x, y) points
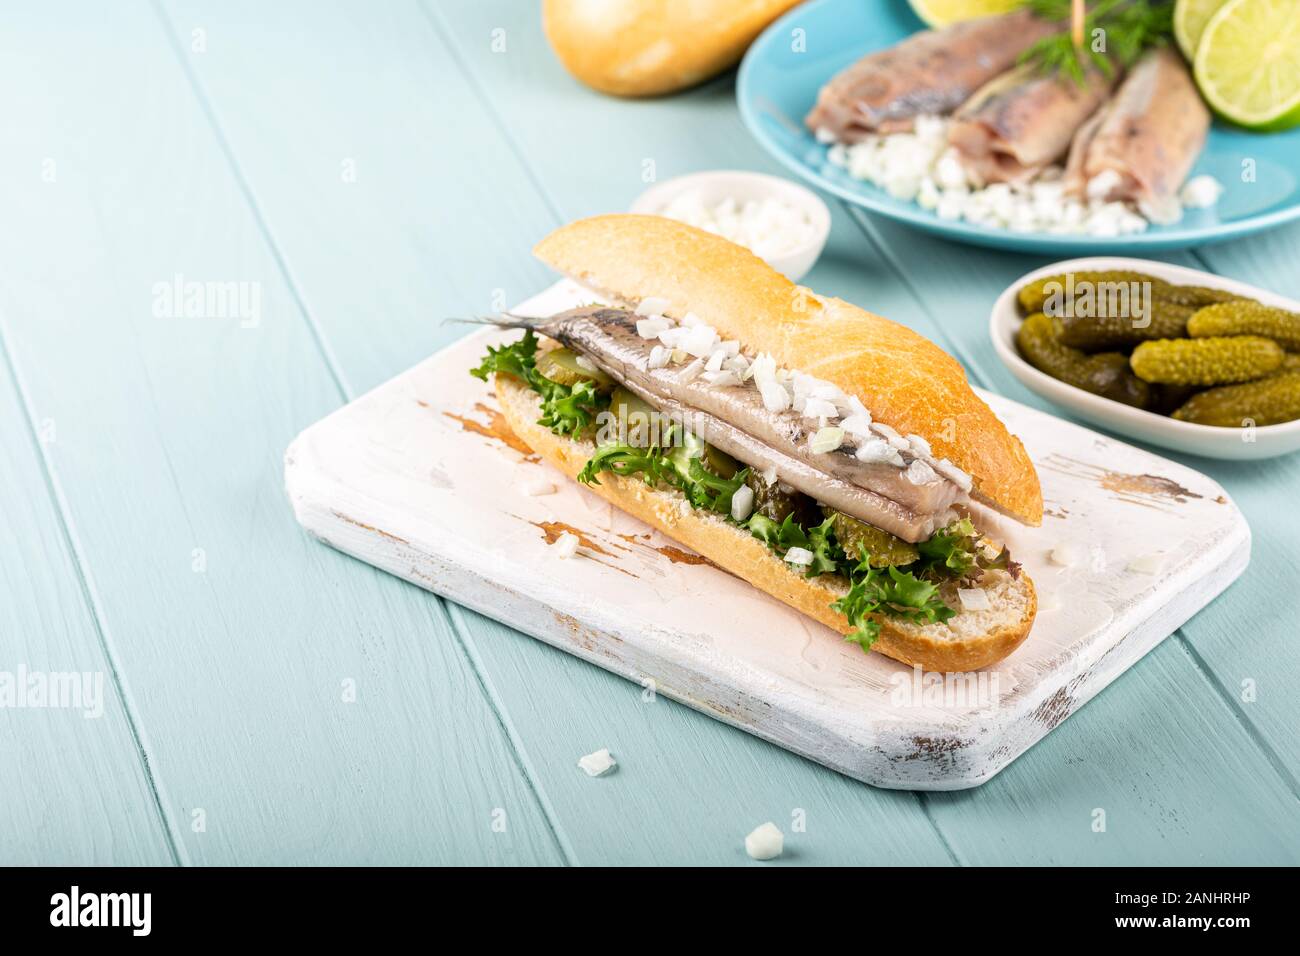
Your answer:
(471, 330), (606, 437)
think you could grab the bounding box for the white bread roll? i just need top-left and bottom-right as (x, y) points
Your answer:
(542, 0), (803, 97)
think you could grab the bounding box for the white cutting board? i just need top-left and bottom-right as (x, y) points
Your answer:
(284, 281), (1250, 790)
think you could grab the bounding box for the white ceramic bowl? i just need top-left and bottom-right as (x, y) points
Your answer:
(630, 170), (830, 282)
(991, 256), (1300, 460)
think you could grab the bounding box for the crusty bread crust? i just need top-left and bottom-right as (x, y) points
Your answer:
(497, 374), (1036, 672)
(533, 214), (1043, 526)
(541, 0), (803, 98)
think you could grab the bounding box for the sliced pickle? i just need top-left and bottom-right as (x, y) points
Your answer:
(536, 347), (614, 390)
(703, 444), (740, 479)
(606, 386), (659, 447)
(824, 508), (919, 568)
(745, 471), (811, 524)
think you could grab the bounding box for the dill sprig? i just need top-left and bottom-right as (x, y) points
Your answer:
(1021, 0), (1174, 85)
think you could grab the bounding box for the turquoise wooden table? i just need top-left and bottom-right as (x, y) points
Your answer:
(2, 0), (1297, 867)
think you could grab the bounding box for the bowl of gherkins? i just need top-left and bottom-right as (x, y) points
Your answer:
(990, 257), (1300, 460)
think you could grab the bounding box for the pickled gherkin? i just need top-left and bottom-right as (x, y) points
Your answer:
(1172, 372), (1300, 427)
(1017, 270), (1165, 315)
(1016, 312), (1151, 408)
(823, 509), (920, 568)
(1187, 301), (1300, 352)
(606, 386), (658, 446)
(1147, 383), (1200, 416)
(745, 471), (814, 525)
(1149, 285), (1243, 309)
(1055, 301), (1194, 351)
(536, 348), (614, 390)
(1129, 336), (1284, 386)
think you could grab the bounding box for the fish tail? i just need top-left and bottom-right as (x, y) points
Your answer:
(442, 312), (543, 331)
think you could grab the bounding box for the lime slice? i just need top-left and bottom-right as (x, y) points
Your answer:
(907, 0), (1022, 28)
(1194, 0), (1300, 130)
(1174, 0), (1231, 60)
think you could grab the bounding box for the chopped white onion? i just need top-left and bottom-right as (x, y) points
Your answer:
(855, 438), (898, 464)
(681, 311), (704, 328)
(907, 433), (932, 457)
(682, 324), (719, 358)
(719, 339), (741, 356)
(647, 345), (670, 369)
(904, 459), (938, 485)
(551, 531), (579, 559)
(577, 748), (617, 776)
(635, 297), (671, 316)
(679, 357), (705, 382)
(731, 484), (755, 522)
(657, 326), (685, 348)
(958, 588), (991, 611)
(759, 380), (791, 412)
(705, 349), (726, 372)
(840, 414), (873, 438)
(932, 458), (973, 492)
(759, 465), (778, 485)
(784, 547), (814, 566)
(809, 426), (845, 454)
(636, 316), (672, 339)
(803, 397), (839, 420)
(705, 369), (741, 388)
(872, 422), (910, 451)
(810, 383), (843, 402)
(847, 395), (871, 420)
(744, 822), (784, 861)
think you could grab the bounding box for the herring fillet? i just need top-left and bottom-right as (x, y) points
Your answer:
(498, 307), (961, 541)
(804, 9), (1056, 142)
(948, 63), (1117, 184)
(1065, 47), (1210, 218)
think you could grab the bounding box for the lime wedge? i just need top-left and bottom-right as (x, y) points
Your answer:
(1175, 0), (1231, 59)
(1194, 0), (1300, 130)
(907, 0), (1022, 28)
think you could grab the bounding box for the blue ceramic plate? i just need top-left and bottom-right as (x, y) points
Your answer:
(737, 0), (1300, 253)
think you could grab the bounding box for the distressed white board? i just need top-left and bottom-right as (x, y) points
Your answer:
(284, 281), (1251, 790)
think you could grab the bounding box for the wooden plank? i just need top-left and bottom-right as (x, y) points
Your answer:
(411, 0), (1300, 859)
(158, 0), (959, 862)
(0, 0), (565, 865)
(926, 637), (1300, 864)
(0, 351), (177, 865)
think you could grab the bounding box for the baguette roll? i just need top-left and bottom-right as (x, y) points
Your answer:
(482, 214), (1042, 671)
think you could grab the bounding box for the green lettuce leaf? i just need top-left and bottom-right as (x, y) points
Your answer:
(472, 331), (606, 438)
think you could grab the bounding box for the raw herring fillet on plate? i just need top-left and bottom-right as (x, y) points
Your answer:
(804, 8), (1055, 142)
(948, 62), (1118, 185)
(1064, 46), (1211, 222)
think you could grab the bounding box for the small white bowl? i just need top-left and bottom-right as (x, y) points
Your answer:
(990, 256), (1300, 461)
(630, 170), (830, 282)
